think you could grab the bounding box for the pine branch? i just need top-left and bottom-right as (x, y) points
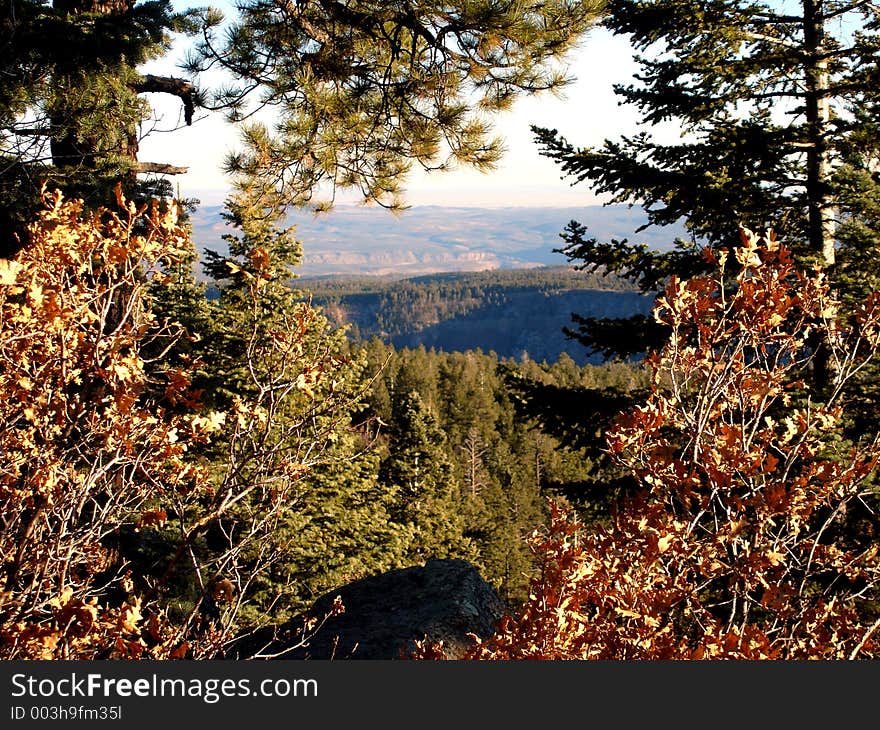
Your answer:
(741, 29), (800, 50)
(826, 1), (879, 20)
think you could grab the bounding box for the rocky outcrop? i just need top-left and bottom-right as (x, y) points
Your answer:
(224, 559), (507, 660)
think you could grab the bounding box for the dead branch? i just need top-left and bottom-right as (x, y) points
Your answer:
(133, 74), (196, 125)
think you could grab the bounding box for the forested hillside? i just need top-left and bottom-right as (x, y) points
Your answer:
(356, 342), (650, 606)
(302, 267), (655, 363)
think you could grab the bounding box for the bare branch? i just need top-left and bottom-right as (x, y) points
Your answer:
(134, 162), (189, 175)
(133, 74), (196, 125)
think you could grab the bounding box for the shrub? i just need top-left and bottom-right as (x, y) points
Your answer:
(0, 189), (205, 658)
(464, 228), (880, 659)
(0, 189), (355, 658)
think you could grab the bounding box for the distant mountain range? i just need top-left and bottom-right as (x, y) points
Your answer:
(189, 203), (686, 277)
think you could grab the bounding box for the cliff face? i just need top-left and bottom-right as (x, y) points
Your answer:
(223, 559), (507, 660)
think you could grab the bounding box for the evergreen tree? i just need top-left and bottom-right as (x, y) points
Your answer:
(381, 390), (473, 563)
(3, 1), (603, 254)
(150, 188), (406, 627)
(186, 0), (604, 209)
(361, 337), (395, 423)
(0, 0), (198, 254)
(239, 428), (410, 621)
(468, 435), (547, 607)
(498, 357), (649, 516)
(387, 346), (441, 414)
(362, 346), (601, 605)
(534, 0), (880, 359)
(436, 352), (544, 603)
(199, 184), (306, 407)
(145, 201), (213, 378)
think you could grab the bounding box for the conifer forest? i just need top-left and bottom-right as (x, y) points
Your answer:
(3, 0), (880, 660)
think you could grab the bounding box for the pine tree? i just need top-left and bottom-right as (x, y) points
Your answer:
(386, 346), (441, 415)
(186, 0), (604, 209)
(0, 0), (198, 254)
(534, 0), (880, 360)
(145, 201), (213, 380)
(470, 435), (547, 607)
(237, 426), (410, 622)
(149, 187), (408, 629)
(381, 390), (474, 563)
(3, 1), (603, 254)
(199, 184), (306, 407)
(366, 347), (556, 605)
(438, 350), (499, 446)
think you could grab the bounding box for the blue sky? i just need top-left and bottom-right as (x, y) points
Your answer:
(138, 12), (653, 209)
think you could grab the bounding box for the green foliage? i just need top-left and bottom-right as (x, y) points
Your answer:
(358, 341), (648, 606)
(186, 0), (604, 209)
(0, 0), (198, 254)
(143, 189), (411, 624)
(308, 265), (638, 335)
(381, 390), (474, 564)
(535, 0), (880, 359)
(1, 0), (603, 252)
(237, 427), (410, 623)
(199, 185), (306, 407)
(501, 355), (651, 522)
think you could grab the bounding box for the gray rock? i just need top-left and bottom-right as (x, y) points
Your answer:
(223, 559), (507, 660)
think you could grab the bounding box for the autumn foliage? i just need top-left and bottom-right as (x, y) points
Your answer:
(0, 190), (353, 658)
(7, 194), (880, 661)
(0, 190), (209, 657)
(464, 228), (880, 659)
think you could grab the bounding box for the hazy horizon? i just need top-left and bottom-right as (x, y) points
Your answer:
(189, 201), (682, 278)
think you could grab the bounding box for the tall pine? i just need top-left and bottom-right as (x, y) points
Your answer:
(0, 0), (198, 255)
(535, 0), (880, 361)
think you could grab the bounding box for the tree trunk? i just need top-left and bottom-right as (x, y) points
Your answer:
(803, 0), (836, 267)
(802, 1), (839, 395)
